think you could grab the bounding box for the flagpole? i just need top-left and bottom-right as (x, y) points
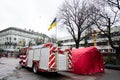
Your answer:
(55, 19), (58, 70)
(48, 17), (58, 70)
(55, 24), (57, 42)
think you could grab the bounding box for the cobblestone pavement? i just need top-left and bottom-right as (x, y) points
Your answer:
(0, 57), (120, 80)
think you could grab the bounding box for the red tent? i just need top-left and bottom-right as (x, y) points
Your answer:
(72, 47), (104, 74)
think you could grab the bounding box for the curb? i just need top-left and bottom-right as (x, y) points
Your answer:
(105, 64), (120, 70)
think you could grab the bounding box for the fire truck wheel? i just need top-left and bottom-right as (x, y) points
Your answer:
(33, 64), (38, 74)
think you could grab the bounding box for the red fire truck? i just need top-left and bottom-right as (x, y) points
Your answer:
(19, 43), (72, 73)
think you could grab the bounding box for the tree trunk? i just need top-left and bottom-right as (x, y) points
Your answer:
(84, 37), (88, 47)
(75, 41), (79, 48)
(116, 49), (120, 65)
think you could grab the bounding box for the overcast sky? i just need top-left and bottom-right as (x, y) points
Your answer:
(0, 0), (64, 37)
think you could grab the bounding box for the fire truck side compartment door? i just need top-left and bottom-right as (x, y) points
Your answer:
(39, 47), (50, 70)
(33, 48), (41, 60)
(27, 50), (34, 67)
(57, 54), (68, 71)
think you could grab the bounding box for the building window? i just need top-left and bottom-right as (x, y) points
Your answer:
(6, 37), (8, 40)
(14, 38), (16, 40)
(9, 37), (11, 41)
(14, 46), (16, 49)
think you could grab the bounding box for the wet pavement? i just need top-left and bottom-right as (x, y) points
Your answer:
(0, 57), (19, 80)
(0, 57), (120, 80)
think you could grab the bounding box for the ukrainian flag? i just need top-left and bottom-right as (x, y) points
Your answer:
(48, 18), (56, 31)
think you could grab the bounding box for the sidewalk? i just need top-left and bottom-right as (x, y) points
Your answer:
(105, 64), (120, 70)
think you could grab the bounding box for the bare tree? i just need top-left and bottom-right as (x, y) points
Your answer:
(92, 0), (120, 64)
(106, 0), (120, 10)
(35, 38), (44, 45)
(58, 0), (94, 48)
(84, 27), (94, 47)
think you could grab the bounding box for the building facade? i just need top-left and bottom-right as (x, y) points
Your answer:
(0, 27), (49, 52)
(58, 26), (120, 53)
